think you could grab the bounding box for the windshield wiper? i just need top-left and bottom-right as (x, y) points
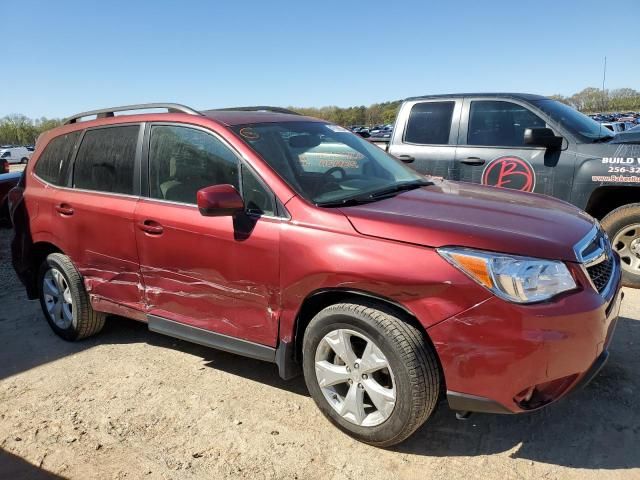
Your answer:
(315, 196), (379, 208)
(368, 180), (433, 199)
(316, 180), (432, 207)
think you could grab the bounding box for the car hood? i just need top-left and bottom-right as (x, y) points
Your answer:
(339, 180), (595, 262)
(611, 129), (640, 144)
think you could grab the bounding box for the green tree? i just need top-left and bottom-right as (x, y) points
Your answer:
(0, 115), (63, 145)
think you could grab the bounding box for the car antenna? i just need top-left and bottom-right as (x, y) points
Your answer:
(599, 56), (607, 139)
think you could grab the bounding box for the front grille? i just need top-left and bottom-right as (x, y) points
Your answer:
(586, 256), (614, 293)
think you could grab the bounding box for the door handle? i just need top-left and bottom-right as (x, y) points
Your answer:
(460, 157), (486, 166)
(138, 220), (164, 235)
(396, 155), (415, 163)
(55, 203), (74, 216)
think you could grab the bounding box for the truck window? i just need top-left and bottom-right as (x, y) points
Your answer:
(404, 102), (455, 145)
(468, 101), (546, 147)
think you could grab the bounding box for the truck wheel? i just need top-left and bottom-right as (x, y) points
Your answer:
(601, 203), (640, 288)
(38, 253), (106, 340)
(302, 302), (440, 447)
(21, 157), (28, 164)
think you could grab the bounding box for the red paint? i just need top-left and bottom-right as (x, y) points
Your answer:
(13, 110), (622, 414)
(197, 184), (244, 216)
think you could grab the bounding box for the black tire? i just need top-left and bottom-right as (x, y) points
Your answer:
(37, 253), (106, 340)
(302, 302), (440, 447)
(601, 203), (640, 289)
(20, 157), (28, 164)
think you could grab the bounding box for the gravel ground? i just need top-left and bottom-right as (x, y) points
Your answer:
(0, 227), (639, 480)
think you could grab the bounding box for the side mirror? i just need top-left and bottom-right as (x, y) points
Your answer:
(524, 127), (563, 150)
(197, 184), (244, 217)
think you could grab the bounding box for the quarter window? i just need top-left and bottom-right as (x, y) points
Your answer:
(241, 164), (275, 216)
(74, 126), (140, 194)
(34, 131), (82, 186)
(404, 102), (455, 145)
(468, 101), (546, 147)
(149, 125), (239, 205)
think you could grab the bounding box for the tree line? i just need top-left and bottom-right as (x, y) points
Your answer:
(549, 87), (640, 113)
(2, 87), (640, 145)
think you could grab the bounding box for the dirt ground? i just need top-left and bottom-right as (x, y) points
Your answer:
(0, 227), (639, 480)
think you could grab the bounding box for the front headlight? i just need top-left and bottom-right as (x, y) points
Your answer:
(438, 247), (577, 304)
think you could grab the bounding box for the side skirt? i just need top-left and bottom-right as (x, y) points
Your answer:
(148, 315), (276, 363)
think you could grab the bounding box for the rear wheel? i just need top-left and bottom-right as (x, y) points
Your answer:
(38, 253), (106, 340)
(20, 157), (28, 164)
(302, 302), (440, 447)
(602, 203), (640, 288)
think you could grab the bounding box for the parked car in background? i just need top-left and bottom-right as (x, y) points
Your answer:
(0, 146), (32, 164)
(601, 122), (626, 134)
(10, 103), (622, 447)
(0, 171), (21, 227)
(374, 93), (640, 288)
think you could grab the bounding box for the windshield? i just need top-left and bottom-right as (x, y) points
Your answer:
(531, 99), (614, 142)
(231, 121), (425, 205)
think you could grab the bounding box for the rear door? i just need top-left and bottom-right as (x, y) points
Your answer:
(455, 98), (574, 200)
(388, 99), (461, 179)
(53, 123), (145, 311)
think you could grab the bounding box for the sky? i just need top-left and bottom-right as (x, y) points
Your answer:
(1, 0), (638, 119)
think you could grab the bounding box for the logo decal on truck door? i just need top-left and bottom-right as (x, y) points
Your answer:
(481, 156), (536, 192)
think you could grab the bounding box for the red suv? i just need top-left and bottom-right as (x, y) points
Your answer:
(11, 103), (622, 446)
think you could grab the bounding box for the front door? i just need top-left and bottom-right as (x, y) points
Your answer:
(388, 99), (461, 179)
(454, 98), (575, 200)
(134, 123), (282, 347)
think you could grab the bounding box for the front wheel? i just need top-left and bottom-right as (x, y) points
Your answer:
(601, 203), (640, 288)
(302, 302), (440, 447)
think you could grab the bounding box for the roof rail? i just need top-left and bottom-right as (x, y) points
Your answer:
(63, 103), (201, 125)
(209, 106), (301, 115)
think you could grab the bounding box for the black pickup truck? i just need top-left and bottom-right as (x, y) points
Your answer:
(371, 93), (640, 287)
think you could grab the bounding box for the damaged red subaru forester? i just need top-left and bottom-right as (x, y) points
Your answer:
(10, 104), (622, 446)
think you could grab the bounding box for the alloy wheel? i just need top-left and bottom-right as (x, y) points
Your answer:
(314, 328), (396, 427)
(43, 268), (73, 329)
(613, 223), (640, 274)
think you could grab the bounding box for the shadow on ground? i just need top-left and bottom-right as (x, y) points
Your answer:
(0, 449), (66, 479)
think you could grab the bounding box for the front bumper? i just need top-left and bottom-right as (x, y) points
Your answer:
(429, 257), (623, 414)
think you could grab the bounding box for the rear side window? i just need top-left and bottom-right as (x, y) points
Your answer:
(467, 101), (546, 147)
(404, 102), (455, 144)
(34, 131), (82, 186)
(74, 125), (139, 195)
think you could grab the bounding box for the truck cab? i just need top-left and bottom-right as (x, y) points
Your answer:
(386, 93), (640, 287)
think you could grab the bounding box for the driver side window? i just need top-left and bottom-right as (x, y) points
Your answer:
(149, 125), (239, 205)
(468, 101), (546, 147)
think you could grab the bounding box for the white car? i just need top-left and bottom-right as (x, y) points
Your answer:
(600, 122), (626, 134)
(0, 146), (32, 164)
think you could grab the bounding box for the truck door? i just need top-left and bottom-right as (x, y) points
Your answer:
(388, 99), (461, 180)
(454, 98), (575, 201)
